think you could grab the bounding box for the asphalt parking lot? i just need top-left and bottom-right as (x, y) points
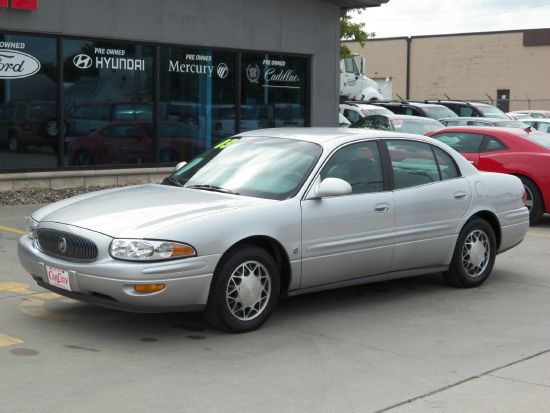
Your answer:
(1, 204), (549, 413)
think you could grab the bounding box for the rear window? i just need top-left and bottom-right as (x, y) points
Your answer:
(422, 106), (458, 120)
(474, 104), (509, 119)
(520, 133), (550, 149)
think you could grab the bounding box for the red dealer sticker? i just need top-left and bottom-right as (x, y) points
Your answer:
(0, 0), (38, 10)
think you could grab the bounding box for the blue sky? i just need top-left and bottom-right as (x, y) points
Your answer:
(352, 0), (550, 38)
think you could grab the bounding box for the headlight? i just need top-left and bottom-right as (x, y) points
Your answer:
(26, 217), (38, 239)
(109, 239), (196, 261)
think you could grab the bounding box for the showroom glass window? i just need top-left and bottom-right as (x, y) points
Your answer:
(241, 53), (308, 132)
(63, 39), (154, 166)
(0, 33), (58, 170)
(159, 47), (236, 162)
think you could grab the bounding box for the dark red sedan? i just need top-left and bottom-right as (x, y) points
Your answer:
(427, 126), (550, 223)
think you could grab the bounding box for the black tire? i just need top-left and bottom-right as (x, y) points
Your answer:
(8, 135), (23, 153)
(443, 218), (496, 288)
(518, 176), (543, 224)
(204, 245), (280, 333)
(44, 119), (58, 138)
(73, 151), (94, 166)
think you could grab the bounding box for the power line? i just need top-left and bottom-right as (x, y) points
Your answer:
(362, 1), (550, 21)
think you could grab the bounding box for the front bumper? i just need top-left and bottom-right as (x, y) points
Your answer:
(18, 232), (220, 313)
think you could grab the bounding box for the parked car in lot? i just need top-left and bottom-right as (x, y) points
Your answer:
(508, 110), (550, 119)
(426, 100), (510, 119)
(370, 100), (458, 120)
(339, 113), (351, 127)
(0, 100), (59, 153)
(350, 114), (444, 134)
(339, 102), (393, 124)
(19, 128), (529, 332)
(521, 118), (550, 133)
(427, 126), (550, 223)
(66, 121), (200, 166)
(439, 117), (531, 129)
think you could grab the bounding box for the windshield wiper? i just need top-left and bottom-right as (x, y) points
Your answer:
(161, 176), (183, 187)
(186, 184), (239, 195)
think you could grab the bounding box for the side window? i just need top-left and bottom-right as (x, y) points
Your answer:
(344, 59), (355, 74)
(482, 136), (507, 152)
(433, 147), (461, 180)
(344, 109), (361, 123)
(459, 107), (475, 117)
(386, 140), (440, 189)
(320, 141), (384, 194)
(431, 132), (484, 153)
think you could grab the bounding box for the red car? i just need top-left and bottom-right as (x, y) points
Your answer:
(427, 126), (550, 223)
(66, 121), (202, 166)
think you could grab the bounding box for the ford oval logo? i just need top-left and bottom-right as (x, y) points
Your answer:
(57, 237), (68, 254)
(0, 49), (41, 79)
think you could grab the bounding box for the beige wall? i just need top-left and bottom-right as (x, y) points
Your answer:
(346, 29), (550, 111)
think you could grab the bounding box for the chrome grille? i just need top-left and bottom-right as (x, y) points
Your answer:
(37, 229), (98, 263)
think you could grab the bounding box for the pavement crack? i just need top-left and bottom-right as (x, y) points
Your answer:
(374, 348), (550, 413)
(488, 374), (550, 389)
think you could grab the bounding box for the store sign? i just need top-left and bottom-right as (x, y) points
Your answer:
(72, 48), (145, 71)
(246, 59), (301, 89)
(168, 53), (229, 79)
(0, 49), (41, 79)
(0, 0), (38, 11)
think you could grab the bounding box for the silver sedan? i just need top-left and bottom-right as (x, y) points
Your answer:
(18, 128), (529, 332)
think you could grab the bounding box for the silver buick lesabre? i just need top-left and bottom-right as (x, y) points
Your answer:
(18, 128), (529, 332)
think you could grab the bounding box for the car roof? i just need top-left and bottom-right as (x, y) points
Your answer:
(341, 102), (385, 109)
(237, 127), (439, 144)
(439, 117), (518, 122)
(370, 114), (440, 121)
(430, 126), (530, 135)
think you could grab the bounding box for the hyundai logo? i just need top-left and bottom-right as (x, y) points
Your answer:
(57, 237), (68, 254)
(73, 54), (93, 69)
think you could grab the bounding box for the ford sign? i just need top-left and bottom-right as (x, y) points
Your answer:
(0, 49), (41, 79)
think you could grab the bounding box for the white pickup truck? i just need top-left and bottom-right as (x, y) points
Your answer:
(340, 56), (383, 101)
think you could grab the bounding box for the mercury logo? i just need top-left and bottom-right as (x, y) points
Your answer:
(216, 63), (229, 79)
(73, 54), (93, 69)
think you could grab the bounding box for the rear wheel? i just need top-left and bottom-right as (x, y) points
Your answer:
(443, 218), (496, 288)
(518, 176), (543, 224)
(204, 245), (280, 333)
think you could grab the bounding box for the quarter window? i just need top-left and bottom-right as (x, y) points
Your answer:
(320, 141), (384, 194)
(433, 147), (460, 180)
(482, 136), (507, 152)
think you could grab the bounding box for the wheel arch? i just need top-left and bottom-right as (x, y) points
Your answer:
(511, 173), (547, 213)
(216, 236), (292, 297)
(467, 210), (502, 250)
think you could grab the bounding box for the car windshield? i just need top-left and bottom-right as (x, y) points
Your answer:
(422, 106), (458, 120)
(391, 118), (443, 134)
(476, 105), (509, 119)
(520, 133), (550, 150)
(167, 137), (322, 200)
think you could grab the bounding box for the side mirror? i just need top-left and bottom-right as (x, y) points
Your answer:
(173, 161), (187, 172)
(312, 178), (352, 199)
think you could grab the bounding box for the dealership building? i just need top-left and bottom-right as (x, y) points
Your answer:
(0, 0), (387, 190)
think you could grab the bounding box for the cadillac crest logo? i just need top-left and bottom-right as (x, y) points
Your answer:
(246, 64), (260, 83)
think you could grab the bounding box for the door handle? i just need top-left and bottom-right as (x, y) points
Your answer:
(374, 203), (390, 213)
(454, 191), (467, 199)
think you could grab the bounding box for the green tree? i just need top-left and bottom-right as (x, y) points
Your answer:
(341, 8), (375, 58)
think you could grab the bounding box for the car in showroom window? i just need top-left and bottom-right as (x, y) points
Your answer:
(19, 129), (529, 333)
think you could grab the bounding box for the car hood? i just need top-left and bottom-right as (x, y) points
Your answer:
(33, 184), (273, 238)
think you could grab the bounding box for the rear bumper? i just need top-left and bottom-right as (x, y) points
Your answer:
(497, 207), (530, 253)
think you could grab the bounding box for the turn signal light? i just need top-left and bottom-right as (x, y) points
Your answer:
(133, 284), (166, 294)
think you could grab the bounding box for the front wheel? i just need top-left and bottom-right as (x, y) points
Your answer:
(204, 245), (280, 333)
(443, 218), (496, 288)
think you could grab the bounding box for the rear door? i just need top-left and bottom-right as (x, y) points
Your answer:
(385, 139), (471, 271)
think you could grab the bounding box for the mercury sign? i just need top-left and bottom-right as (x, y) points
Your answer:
(0, 49), (41, 79)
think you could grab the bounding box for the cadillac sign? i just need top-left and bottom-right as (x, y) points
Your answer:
(0, 49), (41, 79)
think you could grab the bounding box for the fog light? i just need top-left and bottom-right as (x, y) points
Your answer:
(133, 284), (166, 294)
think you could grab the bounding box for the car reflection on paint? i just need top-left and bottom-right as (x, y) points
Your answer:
(19, 128), (529, 333)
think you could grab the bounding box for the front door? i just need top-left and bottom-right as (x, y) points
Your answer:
(301, 140), (395, 289)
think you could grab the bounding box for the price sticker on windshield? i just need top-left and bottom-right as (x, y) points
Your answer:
(214, 138), (238, 149)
